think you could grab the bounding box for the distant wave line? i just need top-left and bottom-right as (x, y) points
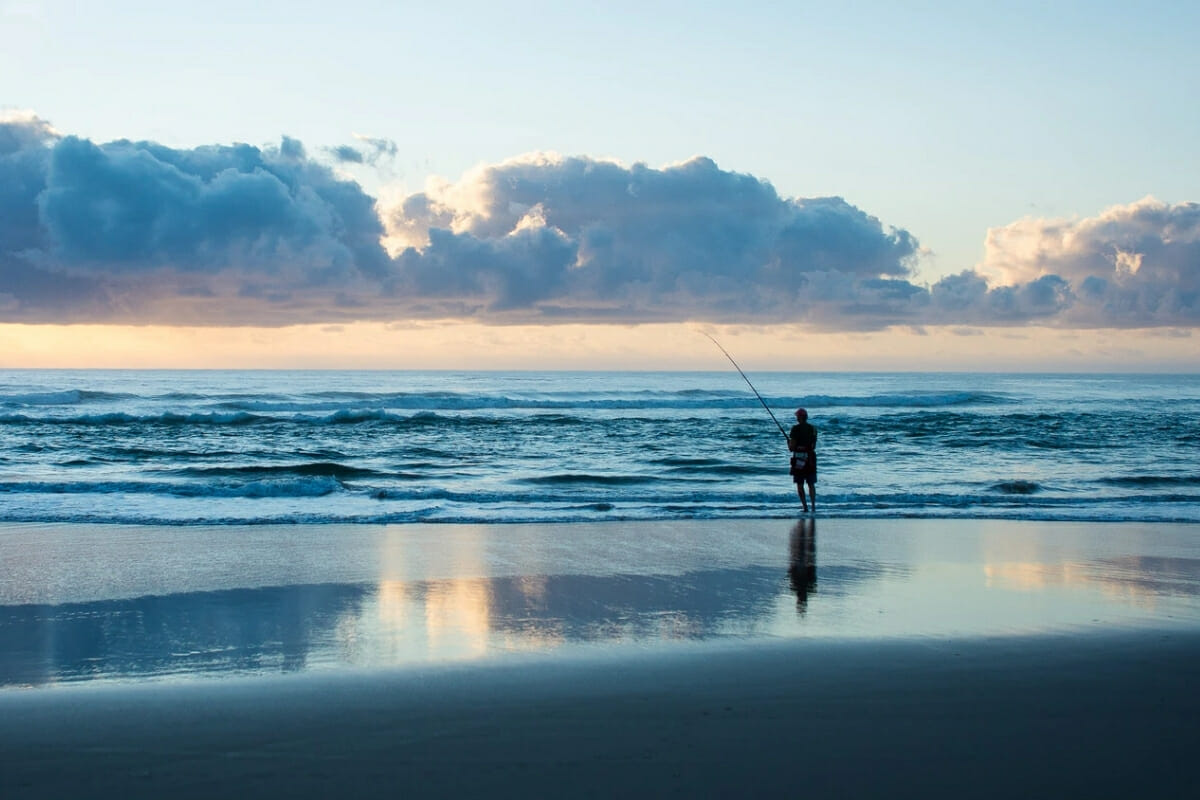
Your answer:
(0, 477), (346, 499)
(0, 389), (1015, 415)
(5, 477), (1197, 509)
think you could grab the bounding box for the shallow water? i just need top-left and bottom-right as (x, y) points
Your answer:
(3, 519), (1198, 686)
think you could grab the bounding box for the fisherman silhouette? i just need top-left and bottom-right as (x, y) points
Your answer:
(788, 408), (817, 512)
(788, 517), (817, 612)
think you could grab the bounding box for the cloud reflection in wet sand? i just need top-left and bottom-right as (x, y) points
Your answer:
(2, 519), (1198, 687)
(0, 565), (794, 686)
(985, 556), (1200, 610)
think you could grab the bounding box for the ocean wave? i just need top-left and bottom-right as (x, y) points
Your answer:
(1096, 475), (1198, 487)
(5, 508), (1196, 525)
(0, 371), (1195, 528)
(0, 392), (1023, 428)
(827, 490), (1082, 509)
(218, 398), (389, 413)
(300, 409), (410, 425)
(1, 493), (1198, 526)
(6, 388), (1013, 417)
(0, 389), (127, 407)
(650, 456), (725, 466)
(204, 478), (344, 499)
(91, 446), (255, 462)
(5, 476), (1193, 512)
(0, 407), (584, 428)
(833, 410), (1156, 451)
(0, 477), (346, 499)
(516, 473), (659, 486)
(793, 391), (1011, 409)
(0, 411), (270, 426)
(824, 488), (1200, 509)
(661, 464), (775, 477)
(171, 462), (383, 480)
(992, 480), (1043, 495)
(212, 392), (745, 413)
(0, 408), (422, 427)
(358, 390), (1016, 411)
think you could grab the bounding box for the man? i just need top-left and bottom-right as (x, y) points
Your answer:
(788, 408), (817, 513)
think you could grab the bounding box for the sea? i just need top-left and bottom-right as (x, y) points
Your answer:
(1, 369), (1198, 526)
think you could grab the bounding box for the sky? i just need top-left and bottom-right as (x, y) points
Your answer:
(1, 0), (1197, 370)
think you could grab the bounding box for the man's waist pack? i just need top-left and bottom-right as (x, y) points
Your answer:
(790, 452), (809, 473)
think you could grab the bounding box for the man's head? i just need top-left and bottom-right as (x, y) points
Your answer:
(795, 408), (808, 421)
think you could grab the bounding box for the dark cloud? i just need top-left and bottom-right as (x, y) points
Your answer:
(1, 117), (1195, 330)
(1, 116), (391, 323)
(326, 136), (398, 166)
(394, 225), (577, 314)
(386, 155), (920, 323)
(925, 270), (1072, 324)
(37, 134), (388, 276)
(329, 145), (364, 164)
(0, 115), (56, 254)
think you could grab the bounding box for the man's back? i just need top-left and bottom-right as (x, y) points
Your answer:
(789, 421), (817, 452)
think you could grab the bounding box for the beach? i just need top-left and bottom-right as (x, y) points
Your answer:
(3, 631), (1197, 798)
(2, 518), (1198, 797)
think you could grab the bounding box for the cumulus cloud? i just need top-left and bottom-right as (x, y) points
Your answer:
(385, 153), (921, 323)
(1, 116), (392, 323)
(1, 115), (1195, 330)
(978, 197), (1200, 326)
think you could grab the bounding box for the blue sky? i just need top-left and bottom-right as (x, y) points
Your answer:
(1, 1), (1197, 367)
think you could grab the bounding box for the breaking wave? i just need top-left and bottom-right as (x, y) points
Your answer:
(0, 369), (1195, 525)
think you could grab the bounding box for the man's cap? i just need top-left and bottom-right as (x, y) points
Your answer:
(795, 408), (808, 419)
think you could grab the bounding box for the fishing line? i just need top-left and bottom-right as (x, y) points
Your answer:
(702, 332), (789, 441)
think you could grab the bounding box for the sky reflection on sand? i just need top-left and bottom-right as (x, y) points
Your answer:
(1, 519), (1198, 686)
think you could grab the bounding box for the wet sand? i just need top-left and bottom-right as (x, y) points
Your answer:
(2, 518), (1199, 797)
(2, 632), (1198, 799)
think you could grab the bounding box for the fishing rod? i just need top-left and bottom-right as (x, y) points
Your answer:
(702, 332), (789, 442)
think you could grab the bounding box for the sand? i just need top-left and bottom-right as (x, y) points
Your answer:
(1, 518), (1198, 798)
(2, 633), (1198, 798)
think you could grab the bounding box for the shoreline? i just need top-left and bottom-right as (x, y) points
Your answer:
(5, 514), (1199, 528)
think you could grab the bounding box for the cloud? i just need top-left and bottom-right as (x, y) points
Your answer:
(978, 197), (1200, 327)
(925, 270), (1073, 325)
(385, 153), (921, 324)
(326, 135), (399, 166)
(328, 145), (364, 164)
(354, 135), (398, 163)
(1, 116), (391, 323)
(0, 112), (57, 254)
(1, 116), (1195, 330)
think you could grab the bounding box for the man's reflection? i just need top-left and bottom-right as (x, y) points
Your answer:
(788, 517), (817, 612)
